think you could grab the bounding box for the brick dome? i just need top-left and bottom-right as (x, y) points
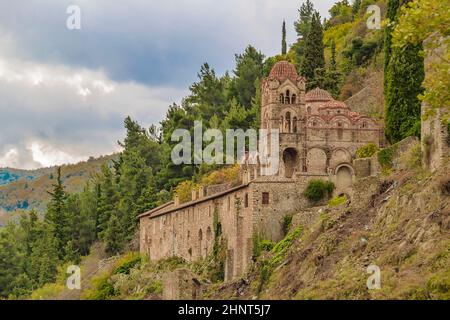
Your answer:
(305, 87), (333, 102)
(323, 100), (349, 109)
(269, 61), (300, 82)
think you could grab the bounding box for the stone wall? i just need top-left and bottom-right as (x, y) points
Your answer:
(140, 185), (254, 281)
(162, 269), (202, 300)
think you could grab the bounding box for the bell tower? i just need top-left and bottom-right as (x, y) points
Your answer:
(261, 61), (306, 133)
(260, 61), (306, 177)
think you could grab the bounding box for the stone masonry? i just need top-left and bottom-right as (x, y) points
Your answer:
(139, 61), (382, 281)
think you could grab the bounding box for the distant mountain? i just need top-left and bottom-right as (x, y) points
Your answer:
(0, 168), (48, 186)
(0, 154), (118, 221)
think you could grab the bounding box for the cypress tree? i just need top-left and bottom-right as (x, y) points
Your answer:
(384, 0), (424, 142)
(45, 167), (68, 258)
(300, 11), (325, 90)
(282, 20), (287, 55)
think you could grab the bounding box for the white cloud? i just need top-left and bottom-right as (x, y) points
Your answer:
(0, 49), (187, 169)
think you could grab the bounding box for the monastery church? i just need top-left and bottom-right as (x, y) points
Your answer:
(139, 61), (382, 280)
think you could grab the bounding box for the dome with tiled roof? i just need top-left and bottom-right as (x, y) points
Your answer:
(268, 61), (300, 82)
(323, 100), (350, 109)
(305, 87), (333, 102)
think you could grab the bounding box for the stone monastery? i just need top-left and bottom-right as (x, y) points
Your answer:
(139, 61), (383, 281)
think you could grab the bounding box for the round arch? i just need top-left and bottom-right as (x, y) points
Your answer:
(282, 147), (298, 178)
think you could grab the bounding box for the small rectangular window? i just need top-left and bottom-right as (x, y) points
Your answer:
(262, 192), (269, 205)
(244, 193), (249, 208)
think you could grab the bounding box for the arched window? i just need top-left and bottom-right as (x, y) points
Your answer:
(285, 90), (290, 104)
(293, 117), (298, 133)
(362, 122), (367, 128)
(285, 112), (291, 133)
(313, 121), (317, 127)
(291, 94), (297, 104)
(307, 107), (311, 114)
(279, 93), (284, 103)
(337, 122), (343, 140)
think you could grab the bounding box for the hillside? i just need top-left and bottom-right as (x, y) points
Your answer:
(32, 139), (449, 300)
(0, 155), (117, 224)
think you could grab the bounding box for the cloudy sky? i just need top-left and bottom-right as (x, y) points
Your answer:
(0, 0), (336, 170)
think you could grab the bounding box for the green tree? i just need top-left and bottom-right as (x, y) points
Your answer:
(104, 213), (123, 255)
(392, 0), (450, 121)
(96, 165), (118, 238)
(229, 46), (265, 108)
(293, 0), (315, 70)
(45, 167), (68, 258)
(300, 11), (325, 90)
(384, 0), (425, 142)
(282, 20), (287, 55)
(294, 0), (314, 39)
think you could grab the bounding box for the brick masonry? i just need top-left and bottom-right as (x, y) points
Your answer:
(139, 61), (382, 281)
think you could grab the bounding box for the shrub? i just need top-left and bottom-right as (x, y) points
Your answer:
(252, 232), (275, 258)
(84, 273), (116, 300)
(328, 194), (347, 207)
(303, 180), (335, 203)
(281, 214), (293, 236)
(113, 253), (141, 275)
(356, 143), (379, 158)
(378, 145), (397, 169)
(399, 141), (422, 170)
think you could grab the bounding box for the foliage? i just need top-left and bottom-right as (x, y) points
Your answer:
(378, 145), (397, 169)
(384, 0), (425, 143)
(281, 20), (287, 55)
(328, 194), (347, 207)
(281, 214), (293, 237)
(303, 180), (335, 203)
(174, 180), (197, 204)
(113, 253), (142, 275)
(392, 0), (450, 122)
(84, 272), (117, 300)
(399, 141), (422, 170)
(356, 143), (379, 158)
(257, 226), (303, 293)
(301, 11), (325, 90)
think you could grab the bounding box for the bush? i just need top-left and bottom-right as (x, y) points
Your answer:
(303, 180), (335, 203)
(84, 273), (116, 300)
(378, 145), (397, 169)
(356, 143), (379, 158)
(328, 194), (347, 207)
(281, 214), (293, 236)
(252, 232), (275, 258)
(113, 253), (141, 275)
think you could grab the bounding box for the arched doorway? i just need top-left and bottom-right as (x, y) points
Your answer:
(283, 148), (298, 178)
(336, 165), (353, 189)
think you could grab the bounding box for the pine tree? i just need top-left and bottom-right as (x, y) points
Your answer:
(229, 46), (265, 108)
(325, 40), (341, 98)
(293, 0), (315, 71)
(97, 165), (118, 238)
(352, 0), (362, 16)
(104, 213), (123, 255)
(45, 167), (68, 259)
(282, 20), (287, 55)
(384, 0), (424, 142)
(294, 0), (314, 39)
(300, 11), (325, 90)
